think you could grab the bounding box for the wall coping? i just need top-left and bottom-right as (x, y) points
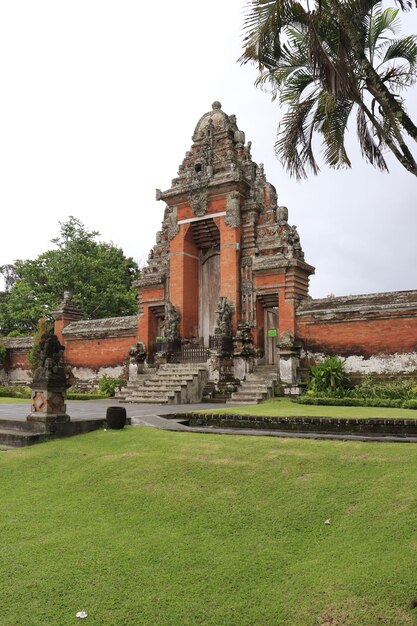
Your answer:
(63, 315), (138, 340)
(1, 336), (34, 349)
(297, 289), (417, 317)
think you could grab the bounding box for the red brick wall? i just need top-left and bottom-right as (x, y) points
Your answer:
(170, 223), (199, 337)
(297, 312), (417, 357)
(7, 349), (31, 371)
(217, 217), (241, 330)
(64, 336), (136, 369)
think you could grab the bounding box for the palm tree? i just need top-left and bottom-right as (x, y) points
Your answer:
(241, 0), (417, 178)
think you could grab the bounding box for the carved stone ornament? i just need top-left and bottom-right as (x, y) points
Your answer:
(32, 333), (67, 388)
(224, 191), (241, 227)
(279, 330), (295, 349)
(277, 205), (289, 224)
(214, 296), (233, 337)
(188, 185), (208, 217)
(164, 301), (181, 341)
(129, 341), (147, 364)
(166, 206), (180, 241)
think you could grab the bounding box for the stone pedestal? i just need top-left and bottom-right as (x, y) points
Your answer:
(27, 387), (70, 430)
(26, 333), (70, 432)
(279, 345), (303, 396)
(279, 348), (299, 384)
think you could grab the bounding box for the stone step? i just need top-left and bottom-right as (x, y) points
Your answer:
(127, 390), (174, 398)
(124, 396), (170, 404)
(238, 381), (273, 393)
(246, 373), (278, 381)
(157, 363), (207, 372)
(228, 391), (268, 402)
(0, 418), (44, 433)
(122, 364), (208, 404)
(135, 386), (182, 394)
(0, 428), (46, 447)
(143, 372), (194, 383)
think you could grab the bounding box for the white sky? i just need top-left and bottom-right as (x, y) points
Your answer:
(1, 0), (416, 299)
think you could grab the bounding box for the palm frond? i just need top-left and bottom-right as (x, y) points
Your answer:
(356, 107), (389, 170)
(318, 94), (354, 167)
(276, 97), (320, 178)
(379, 35), (417, 67)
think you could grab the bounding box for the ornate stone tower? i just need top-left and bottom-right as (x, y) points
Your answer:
(136, 101), (314, 375)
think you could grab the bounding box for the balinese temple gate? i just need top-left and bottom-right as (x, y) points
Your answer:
(135, 102), (315, 397)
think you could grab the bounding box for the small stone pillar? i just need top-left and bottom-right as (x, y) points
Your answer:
(27, 334), (70, 430)
(278, 331), (302, 395)
(52, 291), (82, 346)
(233, 322), (255, 380)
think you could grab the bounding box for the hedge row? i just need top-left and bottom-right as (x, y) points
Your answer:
(296, 396), (417, 410)
(0, 386), (109, 401)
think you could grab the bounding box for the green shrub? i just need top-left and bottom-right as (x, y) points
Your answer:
(67, 392), (109, 401)
(308, 356), (349, 394)
(28, 317), (53, 372)
(351, 375), (417, 400)
(402, 399), (417, 410)
(98, 375), (124, 397)
(0, 386), (32, 399)
(297, 395), (416, 410)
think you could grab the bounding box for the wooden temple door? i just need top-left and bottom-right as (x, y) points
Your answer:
(264, 308), (279, 365)
(199, 250), (220, 346)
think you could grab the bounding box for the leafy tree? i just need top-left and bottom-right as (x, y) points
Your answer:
(0, 217), (139, 335)
(241, 0), (417, 178)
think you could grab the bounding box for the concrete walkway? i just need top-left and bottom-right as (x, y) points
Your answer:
(0, 399), (224, 422)
(2, 399), (417, 443)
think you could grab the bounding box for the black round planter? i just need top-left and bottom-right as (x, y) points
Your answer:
(106, 406), (127, 430)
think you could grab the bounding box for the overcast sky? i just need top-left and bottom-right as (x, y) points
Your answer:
(1, 0), (416, 299)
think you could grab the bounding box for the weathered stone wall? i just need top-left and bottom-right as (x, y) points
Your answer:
(297, 290), (417, 378)
(0, 337), (33, 385)
(1, 317), (138, 389)
(62, 316), (138, 386)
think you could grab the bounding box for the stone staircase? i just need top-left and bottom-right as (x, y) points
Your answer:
(0, 419), (47, 448)
(227, 365), (280, 405)
(116, 363), (208, 404)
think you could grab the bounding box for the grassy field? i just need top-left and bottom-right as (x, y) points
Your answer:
(1, 427), (417, 625)
(202, 397), (417, 419)
(0, 397), (28, 403)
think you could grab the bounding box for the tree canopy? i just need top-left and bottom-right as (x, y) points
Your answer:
(0, 217), (140, 335)
(241, 0), (417, 178)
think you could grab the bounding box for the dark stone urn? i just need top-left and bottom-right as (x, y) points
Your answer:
(106, 406), (127, 430)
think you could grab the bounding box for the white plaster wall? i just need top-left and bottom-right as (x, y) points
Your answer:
(4, 368), (32, 385)
(304, 351), (417, 375)
(72, 366), (125, 384)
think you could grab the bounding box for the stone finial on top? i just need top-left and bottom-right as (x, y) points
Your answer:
(52, 291), (82, 322)
(277, 206), (289, 224)
(212, 101), (222, 110)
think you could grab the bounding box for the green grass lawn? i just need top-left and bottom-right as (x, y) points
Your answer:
(202, 397), (417, 419)
(0, 397), (28, 403)
(1, 427), (417, 625)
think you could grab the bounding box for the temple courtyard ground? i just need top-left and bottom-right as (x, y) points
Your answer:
(2, 398), (417, 443)
(1, 422), (417, 625)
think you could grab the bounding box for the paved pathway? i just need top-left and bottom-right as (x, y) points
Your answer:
(2, 399), (417, 443)
(0, 399), (224, 422)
